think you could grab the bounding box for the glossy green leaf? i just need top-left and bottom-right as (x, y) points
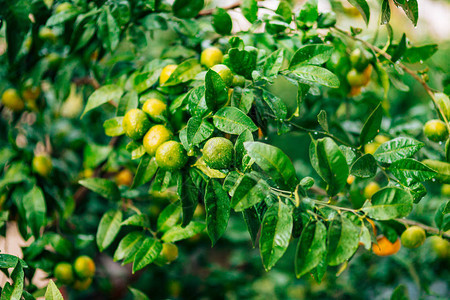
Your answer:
(326, 215), (360, 266)
(264, 49), (285, 77)
(231, 88), (254, 114)
(97, 6), (120, 51)
(434, 200), (450, 231)
(205, 179), (231, 245)
(243, 206), (261, 248)
(177, 171), (199, 227)
(291, 65), (340, 88)
(162, 221), (206, 243)
(295, 221), (327, 278)
(121, 214), (149, 227)
(114, 232), (145, 263)
(205, 69), (228, 111)
(163, 59), (202, 86)
(374, 137), (424, 163)
(213, 107), (258, 134)
(132, 238), (162, 273)
(360, 103), (383, 145)
(132, 155), (158, 188)
(351, 154), (377, 178)
(79, 178), (120, 201)
(362, 187), (413, 220)
(82, 85), (123, 118)
(348, 0), (370, 25)
(390, 158), (436, 185)
(381, 0), (391, 24)
(390, 284), (409, 300)
(262, 90), (287, 120)
(188, 86), (209, 117)
(241, 0), (258, 23)
(157, 201), (182, 233)
(117, 91), (138, 117)
(103, 117), (124, 136)
(45, 280), (63, 300)
(127, 141), (146, 160)
(290, 44), (334, 68)
(403, 44), (438, 64)
(23, 186), (46, 238)
(298, 0), (318, 24)
(97, 210), (123, 252)
(186, 117), (214, 146)
(129, 287), (150, 300)
(235, 130), (254, 171)
(228, 48), (257, 79)
(317, 110), (328, 132)
(422, 159), (450, 183)
(212, 8), (232, 35)
(231, 174), (269, 211)
(393, 0), (418, 26)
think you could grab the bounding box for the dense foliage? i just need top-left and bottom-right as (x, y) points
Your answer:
(0, 0), (449, 299)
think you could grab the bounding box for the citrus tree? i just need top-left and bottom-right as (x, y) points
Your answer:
(0, 0), (449, 299)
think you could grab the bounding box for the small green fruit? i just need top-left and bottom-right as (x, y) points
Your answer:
(401, 226), (426, 249)
(202, 137), (234, 170)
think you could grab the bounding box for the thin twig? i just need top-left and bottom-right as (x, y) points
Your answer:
(395, 218), (450, 238)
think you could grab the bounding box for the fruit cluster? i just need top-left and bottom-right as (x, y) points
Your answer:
(53, 256), (96, 291)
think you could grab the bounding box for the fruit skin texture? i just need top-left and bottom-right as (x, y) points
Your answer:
(73, 256), (96, 279)
(401, 226), (426, 249)
(160, 64), (177, 85)
(142, 98), (167, 122)
(156, 243), (179, 265)
(32, 154), (53, 177)
(122, 109), (151, 140)
(429, 236), (449, 259)
(72, 278), (93, 291)
(211, 64), (233, 86)
(372, 236), (401, 256)
(201, 47), (223, 68)
(143, 125), (173, 156)
(202, 137), (234, 170)
(54, 262), (74, 285)
(364, 135), (390, 154)
(442, 184), (450, 196)
(155, 141), (188, 171)
(2, 89), (24, 112)
(423, 119), (449, 142)
(363, 182), (380, 199)
(115, 169), (133, 186)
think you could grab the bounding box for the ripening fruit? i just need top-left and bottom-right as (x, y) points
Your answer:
(429, 236), (449, 259)
(346, 68), (366, 87)
(143, 125), (173, 156)
(364, 135), (389, 154)
(54, 262), (74, 285)
(401, 226), (426, 249)
(155, 141), (188, 171)
(200, 47), (223, 68)
(347, 175), (355, 185)
(142, 98), (167, 122)
(160, 64), (177, 85)
(72, 278), (93, 291)
(157, 243), (179, 264)
(435, 93), (450, 120)
(61, 83), (83, 118)
(374, 135), (390, 144)
(442, 184), (450, 196)
(372, 236), (401, 256)
(73, 256), (96, 279)
(32, 154), (53, 177)
(363, 182), (380, 199)
(350, 49), (369, 72)
(115, 169), (133, 186)
(423, 119), (449, 142)
(122, 109), (151, 140)
(1, 88), (24, 112)
(22, 86), (41, 102)
(202, 137), (234, 170)
(211, 64), (233, 86)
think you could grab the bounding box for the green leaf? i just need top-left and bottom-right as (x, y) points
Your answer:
(374, 137), (424, 163)
(264, 49), (285, 77)
(348, 0), (370, 25)
(259, 202), (293, 271)
(228, 48), (257, 79)
(117, 91), (138, 116)
(403, 44), (438, 64)
(82, 85), (123, 118)
(127, 141), (146, 160)
(241, 0), (258, 23)
(381, 0), (391, 24)
(390, 284), (409, 300)
(188, 86), (209, 117)
(132, 155), (158, 188)
(242, 206), (261, 248)
(235, 130), (254, 171)
(351, 154), (377, 178)
(186, 117), (214, 146)
(213, 107), (258, 135)
(262, 90), (287, 120)
(114, 232), (145, 262)
(244, 141), (298, 189)
(163, 59), (202, 86)
(4, 1), (31, 65)
(157, 201), (182, 232)
(362, 187), (413, 220)
(104, 117), (124, 137)
(84, 143), (112, 169)
(360, 103), (383, 145)
(295, 221), (327, 278)
(97, 210), (123, 252)
(23, 186), (46, 238)
(8, 260), (24, 300)
(291, 65), (340, 88)
(276, 1), (293, 22)
(317, 110), (328, 132)
(177, 170), (199, 227)
(0, 254), (20, 268)
(231, 174), (269, 211)
(205, 179), (231, 245)
(122, 214), (149, 227)
(390, 158), (436, 185)
(172, 0), (204, 18)
(422, 159), (450, 183)
(205, 69), (228, 111)
(128, 287), (150, 300)
(315, 138), (349, 196)
(434, 200), (450, 231)
(162, 221), (206, 243)
(44, 280), (63, 300)
(445, 139), (450, 163)
(79, 178), (120, 201)
(298, 0), (318, 24)
(290, 44), (334, 68)
(132, 238), (162, 273)
(393, 0), (418, 26)
(212, 8), (232, 35)
(231, 88), (254, 114)
(97, 6), (120, 51)
(326, 215), (360, 266)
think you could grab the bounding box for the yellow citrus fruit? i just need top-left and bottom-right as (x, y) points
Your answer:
(142, 98), (167, 122)
(211, 64), (233, 86)
(200, 47), (223, 68)
(160, 64), (177, 85)
(363, 182), (380, 199)
(423, 119), (449, 142)
(442, 184), (450, 196)
(157, 243), (179, 264)
(73, 256), (95, 279)
(374, 135), (390, 144)
(372, 236), (401, 256)
(54, 262), (74, 285)
(155, 141), (188, 171)
(32, 154), (53, 177)
(202, 137), (234, 170)
(122, 109), (151, 140)
(429, 236), (449, 259)
(72, 277), (93, 291)
(401, 226), (426, 249)
(143, 125), (173, 156)
(115, 169), (133, 186)
(347, 175), (355, 185)
(2, 88), (24, 112)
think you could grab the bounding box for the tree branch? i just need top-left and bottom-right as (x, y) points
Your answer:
(395, 218), (450, 239)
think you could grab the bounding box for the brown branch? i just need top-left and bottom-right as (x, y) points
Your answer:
(198, 1), (241, 16)
(395, 218), (450, 239)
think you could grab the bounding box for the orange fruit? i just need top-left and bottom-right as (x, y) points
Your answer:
(372, 236), (401, 256)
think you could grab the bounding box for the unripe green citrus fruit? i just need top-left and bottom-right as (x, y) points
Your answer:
(201, 47), (223, 68)
(73, 256), (95, 279)
(423, 119), (449, 142)
(156, 243), (179, 265)
(429, 236), (449, 259)
(202, 137), (234, 170)
(2, 89), (24, 111)
(350, 48), (369, 72)
(401, 226), (426, 249)
(346, 68), (366, 87)
(155, 141), (188, 171)
(72, 278), (93, 291)
(160, 64), (177, 85)
(211, 64), (233, 86)
(142, 98), (167, 122)
(143, 125), (173, 156)
(54, 262), (74, 285)
(32, 154), (53, 177)
(442, 184), (450, 196)
(115, 169), (133, 186)
(123, 109), (151, 140)
(363, 181), (380, 199)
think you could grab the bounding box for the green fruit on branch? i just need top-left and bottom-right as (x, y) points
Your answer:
(401, 226), (426, 249)
(123, 109), (152, 140)
(202, 137), (234, 170)
(155, 141), (188, 171)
